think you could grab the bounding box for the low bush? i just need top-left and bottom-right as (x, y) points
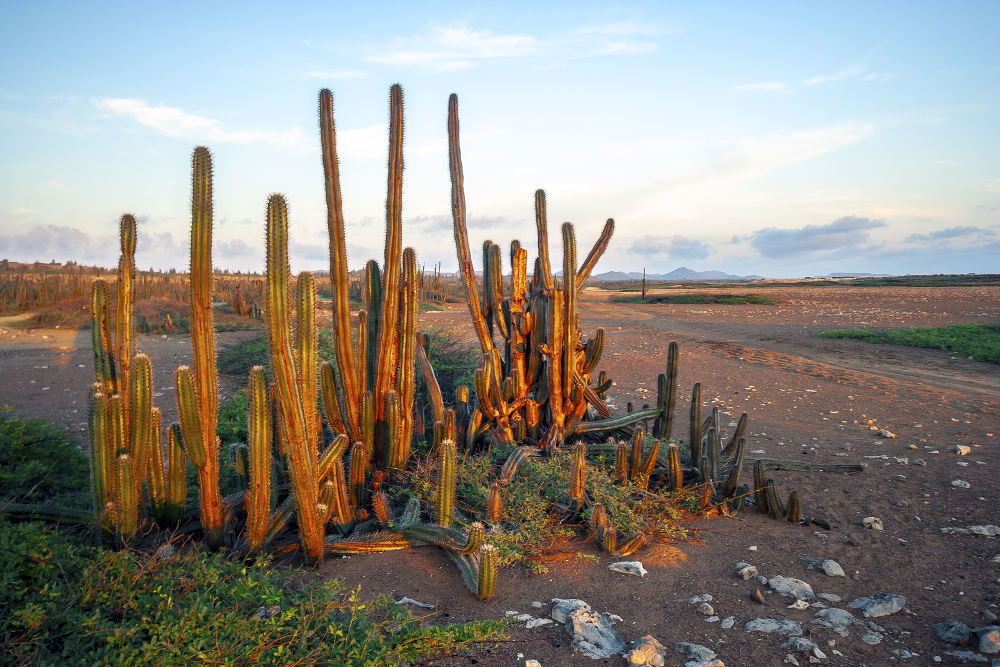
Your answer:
(615, 293), (780, 305)
(819, 322), (1000, 364)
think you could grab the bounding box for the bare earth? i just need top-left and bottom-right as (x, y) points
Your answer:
(1, 285), (998, 666)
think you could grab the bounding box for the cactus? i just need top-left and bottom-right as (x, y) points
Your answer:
(436, 439), (457, 527)
(569, 442), (586, 513)
(247, 366), (272, 552)
(689, 383), (703, 463)
(264, 193), (325, 560)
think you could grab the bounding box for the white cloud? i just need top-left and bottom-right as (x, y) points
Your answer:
(804, 63), (868, 86)
(731, 81), (791, 94)
(366, 24), (538, 72)
(94, 98), (310, 149)
(11, 207), (39, 216)
(47, 180), (69, 191)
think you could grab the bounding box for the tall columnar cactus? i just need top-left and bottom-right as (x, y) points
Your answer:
(177, 146), (223, 545)
(115, 214), (136, 409)
(264, 193), (325, 560)
(247, 366), (272, 552)
(436, 439), (457, 527)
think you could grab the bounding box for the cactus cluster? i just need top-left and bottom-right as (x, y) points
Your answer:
(79, 84), (856, 601)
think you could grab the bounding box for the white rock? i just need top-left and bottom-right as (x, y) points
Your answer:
(788, 599), (810, 610)
(745, 618), (804, 636)
(768, 575), (816, 600)
(848, 593), (906, 618)
(394, 596), (434, 609)
(675, 642), (716, 661)
(627, 635), (665, 666)
(697, 602), (715, 616)
(734, 562), (758, 580)
(689, 593), (714, 604)
(551, 598), (591, 624)
(955, 445), (971, 455)
(863, 516), (884, 531)
(525, 661), (541, 667)
(951, 479), (971, 488)
(720, 616), (735, 629)
(526, 617), (553, 629)
(567, 609), (625, 659)
(609, 561), (648, 577)
(820, 560), (846, 577)
(941, 525), (1000, 536)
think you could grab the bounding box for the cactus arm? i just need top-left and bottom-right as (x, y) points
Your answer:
(416, 333), (445, 424)
(576, 218), (614, 285)
(375, 84), (405, 423)
(147, 407), (167, 517)
(295, 272), (320, 453)
(115, 214), (136, 403)
(561, 223), (578, 413)
(318, 89), (361, 438)
(572, 407), (661, 434)
(689, 383), (703, 462)
(723, 413), (747, 457)
(396, 248), (417, 455)
(320, 360), (346, 435)
(247, 366), (272, 552)
(265, 193), (324, 560)
(90, 281), (116, 394)
(129, 353), (153, 481)
(447, 94), (495, 356)
(436, 439), (457, 527)
(165, 424), (186, 524)
(534, 190), (555, 291)
(115, 453), (138, 539)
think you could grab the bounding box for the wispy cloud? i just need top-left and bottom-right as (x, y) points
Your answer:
(749, 216), (886, 258)
(11, 207), (39, 216)
(628, 235), (710, 259)
(804, 63), (890, 86)
(366, 24), (538, 72)
(94, 98), (310, 148)
(905, 226), (995, 243)
(302, 69), (369, 80)
(46, 181), (69, 191)
(731, 81), (791, 94)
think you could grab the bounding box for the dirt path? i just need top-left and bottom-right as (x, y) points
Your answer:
(2, 286), (998, 666)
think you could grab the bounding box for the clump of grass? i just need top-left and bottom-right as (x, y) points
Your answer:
(420, 328), (478, 404)
(614, 293), (780, 305)
(819, 322), (1000, 364)
(217, 335), (271, 376)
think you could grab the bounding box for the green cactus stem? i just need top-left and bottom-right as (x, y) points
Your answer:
(569, 442), (586, 513)
(723, 413), (747, 456)
(667, 442), (683, 493)
(689, 382), (703, 463)
(436, 439), (457, 527)
(247, 366), (272, 552)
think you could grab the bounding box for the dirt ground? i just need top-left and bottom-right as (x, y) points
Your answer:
(1, 284), (998, 666)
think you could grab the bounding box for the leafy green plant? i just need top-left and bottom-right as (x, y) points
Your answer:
(0, 518), (505, 666)
(0, 407), (90, 508)
(819, 322), (1000, 364)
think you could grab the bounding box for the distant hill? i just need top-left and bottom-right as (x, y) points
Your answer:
(589, 266), (763, 281)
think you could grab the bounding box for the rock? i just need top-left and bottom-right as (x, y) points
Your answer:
(781, 637), (819, 654)
(525, 661), (541, 667)
(784, 654), (800, 665)
(627, 635), (665, 666)
(531, 600), (544, 608)
(945, 650), (988, 663)
(985, 610), (998, 622)
(955, 445), (971, 455)
(768, 575), (816, 600)
(952, 479), (972, 488)
(551, 598), (590, 624)
(567, 609), (625, 659)
(941, 525), (1000, 536)
(817, 593), (842, 602)
(253, 604), (282, 620)
(697, 602), (715, 616)
(821, 560), (845, 577)
(689, 593), (714, 604)
(892, 648), (916, 659)
(788, 600), (810, 610)
(863, 516), (884, 531)
(849, 593), (906, 617)
(395, 596), (435, 609)
(675, 642), (716, 662)
(976, 626), (1000, 653)
(933, 620), (972, 645)
(751, 588), (767, 604)
(745, 618), (803, 636)
(609, 561), (648, 577)
(721, 616), (735, 629)
(734, 562), (758, 580)
(814, 607), (855, 630)
(685, 661), (724, 667)
(860, 631), (883, 645)
(526, 617), (553, 629)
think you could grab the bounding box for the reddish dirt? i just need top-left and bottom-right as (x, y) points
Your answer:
(2, 285), (998, 666)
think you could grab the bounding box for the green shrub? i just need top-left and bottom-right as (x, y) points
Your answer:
(819, 322), (1000, 364)
(0, 407), (90, 508)
(0, 519), (505, 666)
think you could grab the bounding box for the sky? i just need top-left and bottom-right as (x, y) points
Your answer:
(1, 2), (998, 279)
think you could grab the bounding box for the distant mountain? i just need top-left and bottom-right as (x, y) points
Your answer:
(588, 266), (762, 282)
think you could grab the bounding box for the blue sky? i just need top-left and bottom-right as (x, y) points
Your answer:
(1, 2), (997, 278)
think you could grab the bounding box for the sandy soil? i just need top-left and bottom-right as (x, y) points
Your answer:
(1, 285), (998, 666)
